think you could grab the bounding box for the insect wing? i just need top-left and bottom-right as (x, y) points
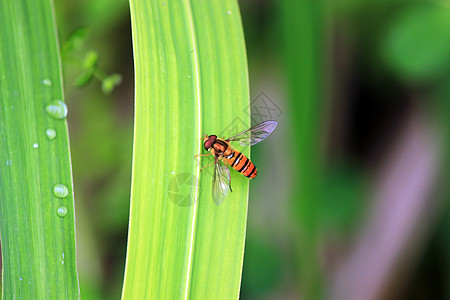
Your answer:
(212, 160), (232, 205)
(227, 120), (277, 146)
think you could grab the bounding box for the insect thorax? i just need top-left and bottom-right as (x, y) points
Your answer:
(212, 139), (231, 156)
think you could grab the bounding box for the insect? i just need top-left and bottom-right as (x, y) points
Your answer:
(195, 120), (278, 205)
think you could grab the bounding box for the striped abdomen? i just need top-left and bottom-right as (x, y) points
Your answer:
(225, 151), (257, 179)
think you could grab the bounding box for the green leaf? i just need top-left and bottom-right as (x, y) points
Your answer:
(122, 0), (250, 299)
(0, 0), (80, 299)
(74, 70), (95, 87)
(83, 51), (99, 70)
(101, 73), (122, 94)
(61, 26), (90, 56)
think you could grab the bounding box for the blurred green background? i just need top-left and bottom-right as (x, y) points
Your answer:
(49, 0), (449, 299)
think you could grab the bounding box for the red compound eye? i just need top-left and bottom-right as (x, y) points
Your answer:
(204, 135), (217, 150)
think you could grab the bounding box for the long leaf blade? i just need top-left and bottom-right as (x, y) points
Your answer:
(122, 0), (250, 299)
(0, 0), (80, 298)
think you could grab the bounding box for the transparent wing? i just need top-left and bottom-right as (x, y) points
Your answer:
(212, 159), (232, 206)
(227, 120), (277, 146)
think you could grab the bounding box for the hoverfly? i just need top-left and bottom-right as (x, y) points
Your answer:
(195, 120), (277, 205)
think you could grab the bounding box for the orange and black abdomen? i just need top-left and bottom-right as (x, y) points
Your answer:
(225, 151), (257, 179)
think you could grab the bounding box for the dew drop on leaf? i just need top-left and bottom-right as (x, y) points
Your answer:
(32, 143), (39, 148)
(53, 184), (69, 198)
(45, 100), (68, 119)
(42, 79), (52, 86)
(45, 128), (56, 140)
(57, 206), (68, 217)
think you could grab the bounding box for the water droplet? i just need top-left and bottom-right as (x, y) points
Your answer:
(45, 100), (68, 119)
(6, 160), (12, 166)
(32, 143), (39, 148)
(57, 206), (67, 217)
(45, 128), (56, 140)
(19, 277), (23, 281)
(162, 2), (166, 5)
(42, 79), (52, 86)
(188, 75), (191, 78)
(227, 10), (232, 15)
(53, 184), (69, 198)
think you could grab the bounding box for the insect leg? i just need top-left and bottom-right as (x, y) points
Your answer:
(194, 153), (212, 158)
(200, 162), (215, 172)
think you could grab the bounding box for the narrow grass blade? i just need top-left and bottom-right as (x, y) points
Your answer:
(278, 0), (326, 298)
(0, 0), (80, 298)
(122, 0), (250, 299)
